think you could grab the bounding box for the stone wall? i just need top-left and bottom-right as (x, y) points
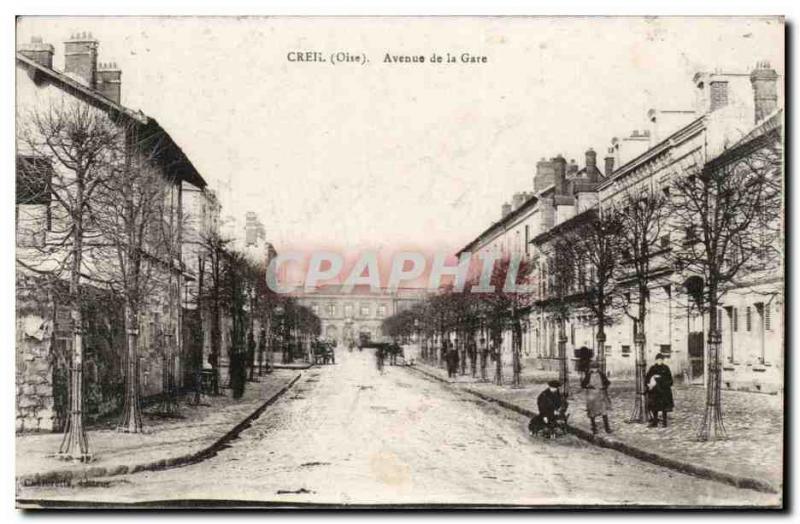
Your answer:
(16, 313), (56, 433)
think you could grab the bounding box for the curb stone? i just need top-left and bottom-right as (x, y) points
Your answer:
(407, 364), (778, 495)
(17, 373), (302, 488)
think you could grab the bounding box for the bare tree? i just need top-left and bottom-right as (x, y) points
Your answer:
(91, 124), (175, 432)
(17, 99), (124, 459)
(197, 230), (232, 394)
(671, 123), (782, 441)
(560, 209), (623, 374)
(535, 240), (577, 398)
(475, 256), (535, 387)
(610, 185), (670, 423)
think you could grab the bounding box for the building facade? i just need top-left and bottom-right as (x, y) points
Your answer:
(293, 286), (425, 345)
(456, 62), (783, 392)
(15, 34), (207, 431)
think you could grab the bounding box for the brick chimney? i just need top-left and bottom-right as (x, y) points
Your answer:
(750, 61), (779, 123)
(534, 158), (554, 193)
(64, 32), (98, 87)
(604, 149), (615, 177)
(512, 192), (526, 210)
(19, 36), (54, 69)
(585, 148), (597, 169)
(585, 148), (600, 183)
(96, 61), (122, 103)
(567, 159), (578, 177)
(501, 202), (512, 219)
(551, 155), (567, 195)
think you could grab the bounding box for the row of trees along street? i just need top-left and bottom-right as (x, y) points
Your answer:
(16, 100), (320, 460)
(382, 129), (781, 441)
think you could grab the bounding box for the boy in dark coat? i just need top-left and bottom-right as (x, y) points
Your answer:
(537, 380), (563, 426)
(645, 353), (674, 427)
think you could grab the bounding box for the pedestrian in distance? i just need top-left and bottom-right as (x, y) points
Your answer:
(580, 361), (612, 434)
(247, 330), (256, 381)
(257, 328), (268, 374)
(376, 345), (385, 374)
(445, 341), (459, 379)
(645, 353), (674, 428)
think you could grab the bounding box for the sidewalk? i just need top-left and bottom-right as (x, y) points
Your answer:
(272, 362), (314, 370)
(16, 369), (301, 487)
(410, 358), (782, 494)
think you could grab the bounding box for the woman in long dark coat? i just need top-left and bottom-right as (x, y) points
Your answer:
(645, 353), (674, 427)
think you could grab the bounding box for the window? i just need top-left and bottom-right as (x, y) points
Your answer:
(660, 233), (670, 250)
(659, 344), (672, 356)
(16, 156), (53, 207)
(733, 307), (739, 332)
(360, 303), (370, 317)
(328, 304), (337, 317)
(344, 304), (353, 317)
(709, 81), (729, 111)
(378, 304), (387, 318)
(746, 306), (752, 332)
(605, 345), (612, 357)
(621, 345), (631, 357)
(16, 155), (54, 246)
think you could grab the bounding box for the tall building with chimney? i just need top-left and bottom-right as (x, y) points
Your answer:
(456, 62), (782, 393)
(16, 33), (208, 431)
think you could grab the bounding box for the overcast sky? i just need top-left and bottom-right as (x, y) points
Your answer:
(17, 16), (783, 257)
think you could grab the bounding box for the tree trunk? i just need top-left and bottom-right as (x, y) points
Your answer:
(698, 292), (727, 440)
(558, 318), (569, 399)
(58, 307), (90, 460)
(629, 315), (648, 423)
(58, 178), (90, 461)
(512, 320), (522, 388)
(210, 280), (221, 394)
(596, 329), (607, 376)
(118, 304), (143, 433)
(155, 268), (179, 416)
(494, 332), (503, 386)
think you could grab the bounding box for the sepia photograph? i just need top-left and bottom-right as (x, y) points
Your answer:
(12, 14), (785, 509)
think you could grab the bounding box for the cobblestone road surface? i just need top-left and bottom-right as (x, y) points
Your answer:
(18, 351), (779, 507)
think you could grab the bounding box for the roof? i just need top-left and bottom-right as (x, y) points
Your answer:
(531, 207), (597, 246)
(598, 114), (706, 191)
(704, 109), (783, 173)
(292, 285), (427, 299)
(17, 52), (207, 189)
(456, 193), (539, 256)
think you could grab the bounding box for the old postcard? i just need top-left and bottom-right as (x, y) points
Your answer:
(14, 15), (784, 508)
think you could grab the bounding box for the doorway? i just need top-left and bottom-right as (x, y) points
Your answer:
(688, 331), (704, 383)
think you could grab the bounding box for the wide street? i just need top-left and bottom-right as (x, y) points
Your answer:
(19, 349), (777, 507)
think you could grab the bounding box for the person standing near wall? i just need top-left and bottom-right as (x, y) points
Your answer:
(645, 353), (674, 427)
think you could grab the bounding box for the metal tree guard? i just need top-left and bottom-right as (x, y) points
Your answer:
(697, 329), (727, 440)
(629, 330), (648, 423)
